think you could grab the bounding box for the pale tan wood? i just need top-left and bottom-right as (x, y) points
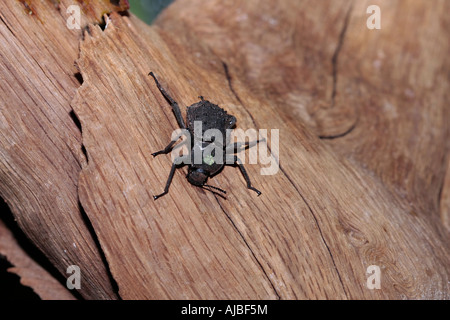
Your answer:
(0, 0), (448, 300)
(0, 220), (76, 300)
(72, 5), (448, 298)
(441, 159), (450, 231)
(155, 0), (450, 298)
(0, 0), (129, 299)
(157, 0), (450, 229)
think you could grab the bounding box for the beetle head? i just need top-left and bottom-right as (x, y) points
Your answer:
(226, 115), (236, 129)
(187, 168), (208, 186)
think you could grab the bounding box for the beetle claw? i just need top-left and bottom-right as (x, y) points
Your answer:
(250, 187), (262, 196)
(153, 192), (167, 200)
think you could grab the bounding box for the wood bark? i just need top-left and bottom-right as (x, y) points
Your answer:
(1, 0), (449, 299)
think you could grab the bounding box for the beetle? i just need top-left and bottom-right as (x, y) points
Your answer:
(149, 72), (262, 200)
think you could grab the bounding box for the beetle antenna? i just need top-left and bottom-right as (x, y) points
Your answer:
(203, 184), (227, 194)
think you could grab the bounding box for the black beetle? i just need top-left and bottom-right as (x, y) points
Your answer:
(149, 72), (262, 200)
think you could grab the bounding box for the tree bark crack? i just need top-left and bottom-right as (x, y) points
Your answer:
(330, 3), (353, 109)
(0, 14), (15, 36)
(214, 196), (281, 299)
(278, 167), (349, 299)
(319, 3), (356, 140)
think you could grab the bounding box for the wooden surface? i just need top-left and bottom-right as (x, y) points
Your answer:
(1, 0), (449, 299)
(0, 219), (75, 300)
(0, 0), (128, 300)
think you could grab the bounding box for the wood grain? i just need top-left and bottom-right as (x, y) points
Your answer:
(441, 159), (450, 231)
(0, 0), (128, 299)
(157, 0), (450, 228)
(0, 0), (448, 299)
(72, 5), (448, 298)
(0, 219), (75, 300)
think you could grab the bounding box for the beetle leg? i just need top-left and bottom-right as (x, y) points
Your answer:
(149, 72), (186, 129)
(225, 138), (265, 154)
(152, 131), (185, 157)
(153, 156), (187, 200)
(227, 155), (262, 196)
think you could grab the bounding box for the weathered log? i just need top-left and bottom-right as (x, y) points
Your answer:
(0, 219), (75, 299)
(0, 0), (129, 300)
(0, 0), (448, 299)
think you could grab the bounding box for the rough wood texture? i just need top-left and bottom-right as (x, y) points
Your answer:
(157, 0), (450, 228)
(442, 159), (450, 230)
(0, 220), (75, 300)
(0, 0), (128, 300)
(1, 0), (449, 299)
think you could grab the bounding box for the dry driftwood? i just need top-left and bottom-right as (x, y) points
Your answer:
(0, 0), (129, 300)
(0, 220), (75, 299)
(1, 0), (449, 299)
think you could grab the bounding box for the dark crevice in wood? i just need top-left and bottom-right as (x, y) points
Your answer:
(69, 110), (82, 132)
(98, 11), (130, 31)
(98, 15), (108, 31)
(74, 72), (84, 85)
(277, 165), (349, 299)
(318, 121), (357, 140)
(76, 199), (121, 299)
(0, 14), (15, 36)
(214, 196), (281, 299)
(330, 3), (353, 108)
(221, 61), (280, 299)
(317, 3), (357, 141)
(0, 198), (82, 300)
(69, 110), (88, 162)
(76, 4), (130, 37)
(223, 61), (241, 105)
(81, 145), (88, 163)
